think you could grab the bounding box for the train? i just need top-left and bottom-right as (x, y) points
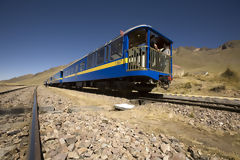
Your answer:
(45, 24), (173, 93)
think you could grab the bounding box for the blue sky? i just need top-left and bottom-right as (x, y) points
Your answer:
(0, 0), (239, 80)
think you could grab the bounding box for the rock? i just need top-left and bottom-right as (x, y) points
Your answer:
(77, 147), (88, 155)
(160, 143), (171, 153)
(48, 150), (58, 157)
(188, 119), (195, 126)
(101, 143), (108, 148)
(101, 155), (108, 160)
(0, 146), (16, 158)
(174, 144), (183, 153)
(52, 153), (68, 160)
(102, 119), (109, 124)
(211, 156), (220, 160)
(67, 143), (75, 152)
(18, 131), (29, 138)
(81, 140), (91, 148)
(67, 107), (82, 113)
(187, 146), (197, 159)
(163, 155), (169, 160)
(151, 154), (162, 160)
(7, 129), (21, 136)
(44, 136), (57, 142)
(150, 137), (157, 142)
(68, 151), (79, 159)
(39, 106), (55, 113)
(84, 150), (93, 157)
(65, 136), (77, 146)
(59, 138), (66, 146)
(172, 152), (186, 160)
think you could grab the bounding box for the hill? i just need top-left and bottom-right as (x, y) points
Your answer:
(0, 74), (34, 84)
(173, 40), (240, 75)
(0, 65), (66, 85)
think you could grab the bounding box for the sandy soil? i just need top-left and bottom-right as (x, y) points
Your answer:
(38, 86), (240, 159)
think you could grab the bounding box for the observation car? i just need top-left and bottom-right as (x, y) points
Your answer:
(47, 24), (173, 93)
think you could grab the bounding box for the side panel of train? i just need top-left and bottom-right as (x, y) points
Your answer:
(63, 60), (169, 83)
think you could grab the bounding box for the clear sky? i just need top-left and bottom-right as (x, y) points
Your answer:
(0, 0), (239, 80)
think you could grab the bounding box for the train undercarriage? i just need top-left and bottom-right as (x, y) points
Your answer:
(52, 75), (171, 94)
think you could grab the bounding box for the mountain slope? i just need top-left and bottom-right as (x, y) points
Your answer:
(173, 40), (240, 74)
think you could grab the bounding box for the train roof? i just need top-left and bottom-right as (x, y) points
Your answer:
(122, 24), (173, 43)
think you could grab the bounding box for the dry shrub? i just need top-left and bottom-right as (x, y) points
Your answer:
(184, 82), (192, 89)
(183, 72), (192, 77)
(209, 85), (226, 92)
(221, 68), (239, 82)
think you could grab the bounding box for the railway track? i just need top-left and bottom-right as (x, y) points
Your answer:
(0, 86), (42, 159)
(28, 87), (42, 160)
(0, 86), (28, 95)
(136, 93), (240, 113)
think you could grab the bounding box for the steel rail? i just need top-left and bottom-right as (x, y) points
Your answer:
(146, 93), (240, 108)
(0, 86), (28, 95)
(28, 87), (42, 160)
(138, 94), (240, 113)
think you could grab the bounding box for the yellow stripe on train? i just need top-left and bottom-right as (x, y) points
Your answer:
(64, 58), (128, 79)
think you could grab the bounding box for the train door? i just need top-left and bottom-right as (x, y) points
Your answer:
(127, 28), (147, 71)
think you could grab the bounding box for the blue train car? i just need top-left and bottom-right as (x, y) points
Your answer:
(50, 71), (63, 86)
(49, 25), (173, 93)
(46, 77), (53, 86)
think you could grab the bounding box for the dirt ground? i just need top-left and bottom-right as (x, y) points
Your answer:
(39, 86), (240, 159)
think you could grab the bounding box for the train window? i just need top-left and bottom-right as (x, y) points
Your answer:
(71, 67), (74, 74)
(105, 46), (109, 62)
(150, 31), (170, 50)
(97, 47), (104, 65)
(75, 64), (78, 73)
(110, 37), (123, 61)
(128, 29), (147, 49)
(87, 53), (96, 69)
(80, 61), (85, 71)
